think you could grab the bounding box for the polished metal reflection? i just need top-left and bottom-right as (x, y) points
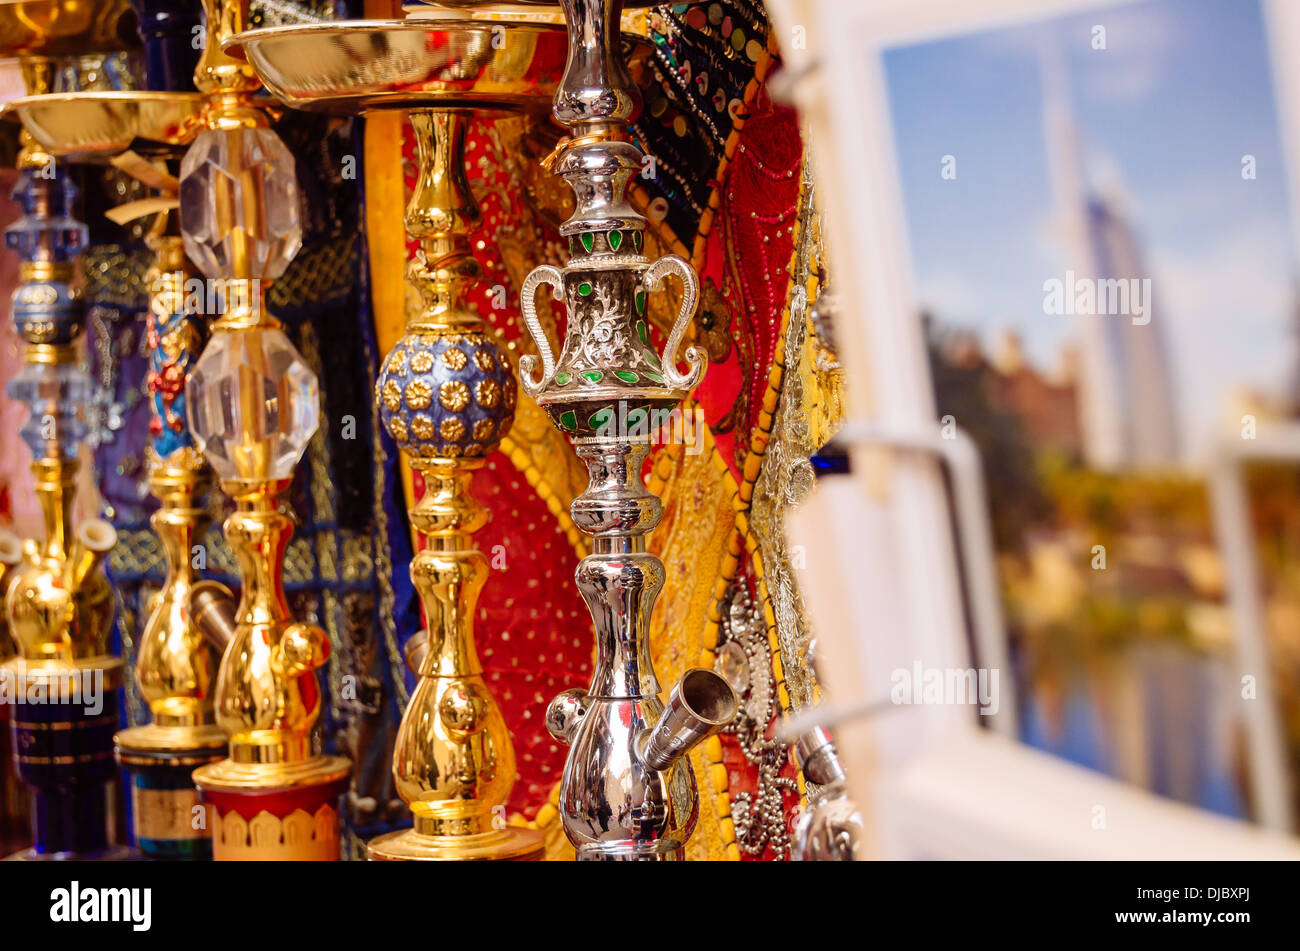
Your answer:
(0, 0), (137, 57)
(229, 16), (562, 861)
(227, 19), (566, 113)
(521, 0), (737, 861)
(516, 0), (739, 860)
(3, 91), (205, 160)
(542, 443), (736, 860)
(639, 668), (736, 771)
(189, 580), (237, 653)
(792, 726), (863, 861)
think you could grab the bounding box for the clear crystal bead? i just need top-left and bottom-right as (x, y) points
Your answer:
(186, 328), (319, 481)
(179, 127), (302, 281)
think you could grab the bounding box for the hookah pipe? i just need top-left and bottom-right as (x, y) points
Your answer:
(120, 0), (224, 863)
(0, 0), (136, 861)
(367, 107), (544, 861)
(183, 0), (349, 861)
(521, 0), (738, 860)
(6, 0), (226, 861)
(225, 9), (568, 861)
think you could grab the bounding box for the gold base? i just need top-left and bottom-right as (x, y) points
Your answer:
(366, 824), (545, 861)
(115, 722), (227, 760)
(193, 754), (351, 793)
(1, 654), (125, 689)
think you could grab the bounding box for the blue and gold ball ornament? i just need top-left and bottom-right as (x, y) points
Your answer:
(378, 330), (516, 459)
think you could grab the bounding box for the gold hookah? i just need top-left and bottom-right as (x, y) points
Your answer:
(230, 12), (566, 860)
(5, 85), (226, 857)
(0, 0), (137, 861)
(182, 0), (348, 861)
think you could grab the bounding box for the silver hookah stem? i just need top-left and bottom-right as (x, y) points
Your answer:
(522, 0), (737, 860)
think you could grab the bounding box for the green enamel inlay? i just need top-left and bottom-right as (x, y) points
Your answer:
(643, 370), (665, 384)
(633, 230), (644, 252)
(580, 232), (594, 254)
(589, 406), (614, 430)
(609, 230), (623, 252)
(636, 319), (649, 343)
(554, 371), (572, 385)
(578, 281), (593, 297)
(613, 370), (639, 384)
(635, 290), (646, 315)
(642, 348), (663, 369)
(581, 369), (604, 383)
(558, 410), (577, 431)
(625, 407), (648, 430)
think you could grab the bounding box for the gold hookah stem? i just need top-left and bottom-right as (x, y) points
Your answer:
(194, 0), (262, 129)
(406, 110), (481, 333)
(221, 479), (293, 630)
(136, 230), (217, 725)
(408, 460), (489, 680)
(403, 107), (491, 680)
(371, 106), (528, 852)
(213, 475), (322, 764)
(15, 54), (77, 565)
(2, 49), (117, 663)
(29, 456), (77, 565)
(182, 0), (325, 769)
(197, 0), (274, 335)
(183, 2), (344, 857)
(139, 461), (214, 722)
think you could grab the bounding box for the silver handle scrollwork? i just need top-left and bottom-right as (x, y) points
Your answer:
(644, 255), (705, 391)
(519, 264), (563, 398)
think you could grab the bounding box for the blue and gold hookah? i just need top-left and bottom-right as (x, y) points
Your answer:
(0, 0), (139, 860)
(5, 0), (229, 860)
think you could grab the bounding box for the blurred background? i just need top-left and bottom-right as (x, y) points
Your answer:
(777, 0), (1300, 857)
(888, 0), (1287, 821)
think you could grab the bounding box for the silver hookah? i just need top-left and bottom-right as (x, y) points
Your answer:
(793, 726), (863, 861)
(521, 0), (738, 860)
(787, 636), (863, 861)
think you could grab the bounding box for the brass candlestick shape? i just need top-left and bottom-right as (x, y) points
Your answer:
(519, 0), (737, 860)
(183, 0), (348, 861)
(4, 86), (226, 858)
(0, 0), (137, 862)
(230, 14), (567, 860)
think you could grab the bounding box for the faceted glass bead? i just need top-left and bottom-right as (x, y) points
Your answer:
(8, 362), (95, 461)
(179, 127), (302, 281)
(186, 328), (318, 481)
(6, 166), (87, 264)
(4, 218), (87, 262)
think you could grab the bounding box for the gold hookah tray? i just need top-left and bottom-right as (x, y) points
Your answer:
(224, 20), (567, 115)
(3, 91), (205, 160)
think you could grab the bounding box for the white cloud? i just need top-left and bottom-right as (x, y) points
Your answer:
(917, 271), (984, 321)
(1147, 215), (1297, 458)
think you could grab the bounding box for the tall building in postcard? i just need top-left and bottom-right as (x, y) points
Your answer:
(1042, 48), (1180, 471)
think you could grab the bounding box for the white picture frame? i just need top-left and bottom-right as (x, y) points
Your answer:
(772, 0), (1300, 858)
